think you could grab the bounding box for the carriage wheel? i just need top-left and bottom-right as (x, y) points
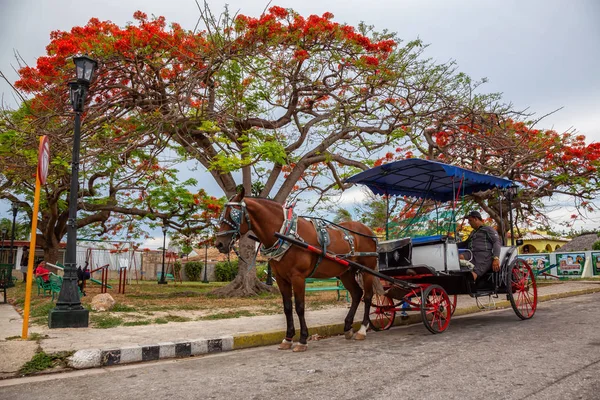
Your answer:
(507, 258), (537, 320)
(450, 294), (458, 316)
(420, 285), (451, 334)
(369, 294), (396, 331)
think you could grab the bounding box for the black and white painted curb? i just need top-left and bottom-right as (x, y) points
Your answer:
(68, 336), (234, 369)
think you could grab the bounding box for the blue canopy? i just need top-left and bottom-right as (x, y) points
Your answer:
(345, 159), (513, 202)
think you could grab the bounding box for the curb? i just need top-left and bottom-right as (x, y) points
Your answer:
(68, 337), (233, 369)
(67, 286), (600, 369)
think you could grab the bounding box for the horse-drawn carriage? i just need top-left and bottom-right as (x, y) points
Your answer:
(215, 159), (537, 351)
(345, 158), (537, 333)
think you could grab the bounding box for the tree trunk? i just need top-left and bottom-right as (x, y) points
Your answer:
(43, 245), (61, 265)
(211, 234), (278, 297)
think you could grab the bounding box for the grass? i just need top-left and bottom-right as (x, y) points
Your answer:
(123, 320), (152, 327)
(19, 351), (72, 375)
(6, 278), (351, 329)
(199, 310), (256, 320)
(91, 314), (124, 329)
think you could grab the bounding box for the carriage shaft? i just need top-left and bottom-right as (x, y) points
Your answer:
(274, 232), (418, 290)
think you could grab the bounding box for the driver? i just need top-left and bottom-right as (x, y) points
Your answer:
(457, 210), (501, 281)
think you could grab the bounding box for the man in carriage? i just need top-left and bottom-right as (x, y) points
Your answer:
(457, 210), (502, 282)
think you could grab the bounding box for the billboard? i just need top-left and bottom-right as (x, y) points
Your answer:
(518, 254), (551, 276)
(592, 252), (600, 276)
(556, 253), (585, 276)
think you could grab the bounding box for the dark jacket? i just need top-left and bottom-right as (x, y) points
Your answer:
(457, 225), (501, 276)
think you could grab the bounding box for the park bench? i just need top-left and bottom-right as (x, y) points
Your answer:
(0, 264), (16, 303)
(157, 272), (175, 282)
(305, 278), (349, 302)
(37, 273), (82, 301)
(36, 276), (53, 297)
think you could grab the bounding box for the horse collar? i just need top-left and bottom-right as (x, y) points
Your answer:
(260, 202), (298, 261)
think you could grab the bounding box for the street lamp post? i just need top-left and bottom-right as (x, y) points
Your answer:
(0, 228), (7, 264)
(9, 202), (18, 266)
(202, 242), (209, 283)
(158, 225), (168, 284)
(49, 55), (98, 329)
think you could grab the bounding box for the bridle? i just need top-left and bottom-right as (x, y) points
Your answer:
(216, 200), (252, 248)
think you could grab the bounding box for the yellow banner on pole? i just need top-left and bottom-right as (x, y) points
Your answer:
(22, 136), (49, 339)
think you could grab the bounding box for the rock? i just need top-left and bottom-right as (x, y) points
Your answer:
(91, 293), (116, 312)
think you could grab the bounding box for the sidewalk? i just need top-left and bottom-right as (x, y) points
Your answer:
(1, 281), (599, 377)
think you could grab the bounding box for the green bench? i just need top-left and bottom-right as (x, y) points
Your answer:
(36, 276), (53, 297)
(157, 272), (175, 282)
(36, 273), (82, 301)
(305, 278), (349, 302)
(0, 264), (16, 304)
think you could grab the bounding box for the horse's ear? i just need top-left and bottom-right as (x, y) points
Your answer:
(237, 185), (245, 199)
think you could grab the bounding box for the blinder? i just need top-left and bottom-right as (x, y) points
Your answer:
(216, 201), (252, 241)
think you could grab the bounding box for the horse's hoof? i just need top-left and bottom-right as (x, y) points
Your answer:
(278, 340), (293, 350)
(354, 332), (366, 341)
(344, 330), (354, 340)
(293, 343), (308, 352)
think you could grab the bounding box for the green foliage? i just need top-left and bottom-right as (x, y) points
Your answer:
(184, 261), (203, 281)
(593, 241), (600, 251)
(256, 263), (268, 282)
(214, 260), (238, 281)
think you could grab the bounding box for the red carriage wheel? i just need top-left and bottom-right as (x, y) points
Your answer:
(369, 293), (396, 331)
(420, 285), (451, 334)
(507, 258), (537, 320)
(449, 294), (458, 316)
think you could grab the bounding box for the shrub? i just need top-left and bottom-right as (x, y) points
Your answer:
(256, 263), (269, 282)
(214, 260), (238, 281)
(593, 241), (600, 251)
(184, 261), (203, 281)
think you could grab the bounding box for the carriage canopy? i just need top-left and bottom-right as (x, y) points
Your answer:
(345, 159), (514, 202)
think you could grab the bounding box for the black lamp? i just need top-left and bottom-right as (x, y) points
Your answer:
(9, 202), (18, 266)
(0, 227), (7, 264)
(158, 225), (168, 284)
(49, 55), (98, 329)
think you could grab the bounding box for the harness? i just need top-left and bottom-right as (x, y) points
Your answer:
(259, 203), (298, 261)
(217, 199), (378, 277)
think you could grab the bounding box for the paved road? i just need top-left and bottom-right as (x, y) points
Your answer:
(2, 293), (600, 400)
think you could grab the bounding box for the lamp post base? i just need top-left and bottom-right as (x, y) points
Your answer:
(158, 280), (168, 285)
(48, 308), (89, 329)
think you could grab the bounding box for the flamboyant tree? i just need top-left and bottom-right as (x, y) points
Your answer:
(368, 115), (600, 239)
(4, 6), (516, 295)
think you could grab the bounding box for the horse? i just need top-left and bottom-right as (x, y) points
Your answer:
(214, 187), (379, 352)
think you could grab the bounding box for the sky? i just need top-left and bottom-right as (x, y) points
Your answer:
(1, 0), (599, 245)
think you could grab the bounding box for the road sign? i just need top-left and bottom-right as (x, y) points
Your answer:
(38, 136), (50, 185)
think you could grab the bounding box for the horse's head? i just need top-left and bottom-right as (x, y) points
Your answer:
(214, 187), (251, 253)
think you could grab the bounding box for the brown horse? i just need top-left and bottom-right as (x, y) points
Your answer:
(214, 188), (378, 352)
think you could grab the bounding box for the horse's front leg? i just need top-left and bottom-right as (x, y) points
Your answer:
(277, 276), (295, 350)
(291, 275), (309, 352)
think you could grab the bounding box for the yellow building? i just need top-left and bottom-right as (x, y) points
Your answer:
(515, 232), (569, 254)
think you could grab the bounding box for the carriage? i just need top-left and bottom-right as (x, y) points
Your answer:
(275, 159), (537, 335)
(348, 158), (537, 333)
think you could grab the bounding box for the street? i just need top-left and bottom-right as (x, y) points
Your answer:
(2, 293), (600, 400)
